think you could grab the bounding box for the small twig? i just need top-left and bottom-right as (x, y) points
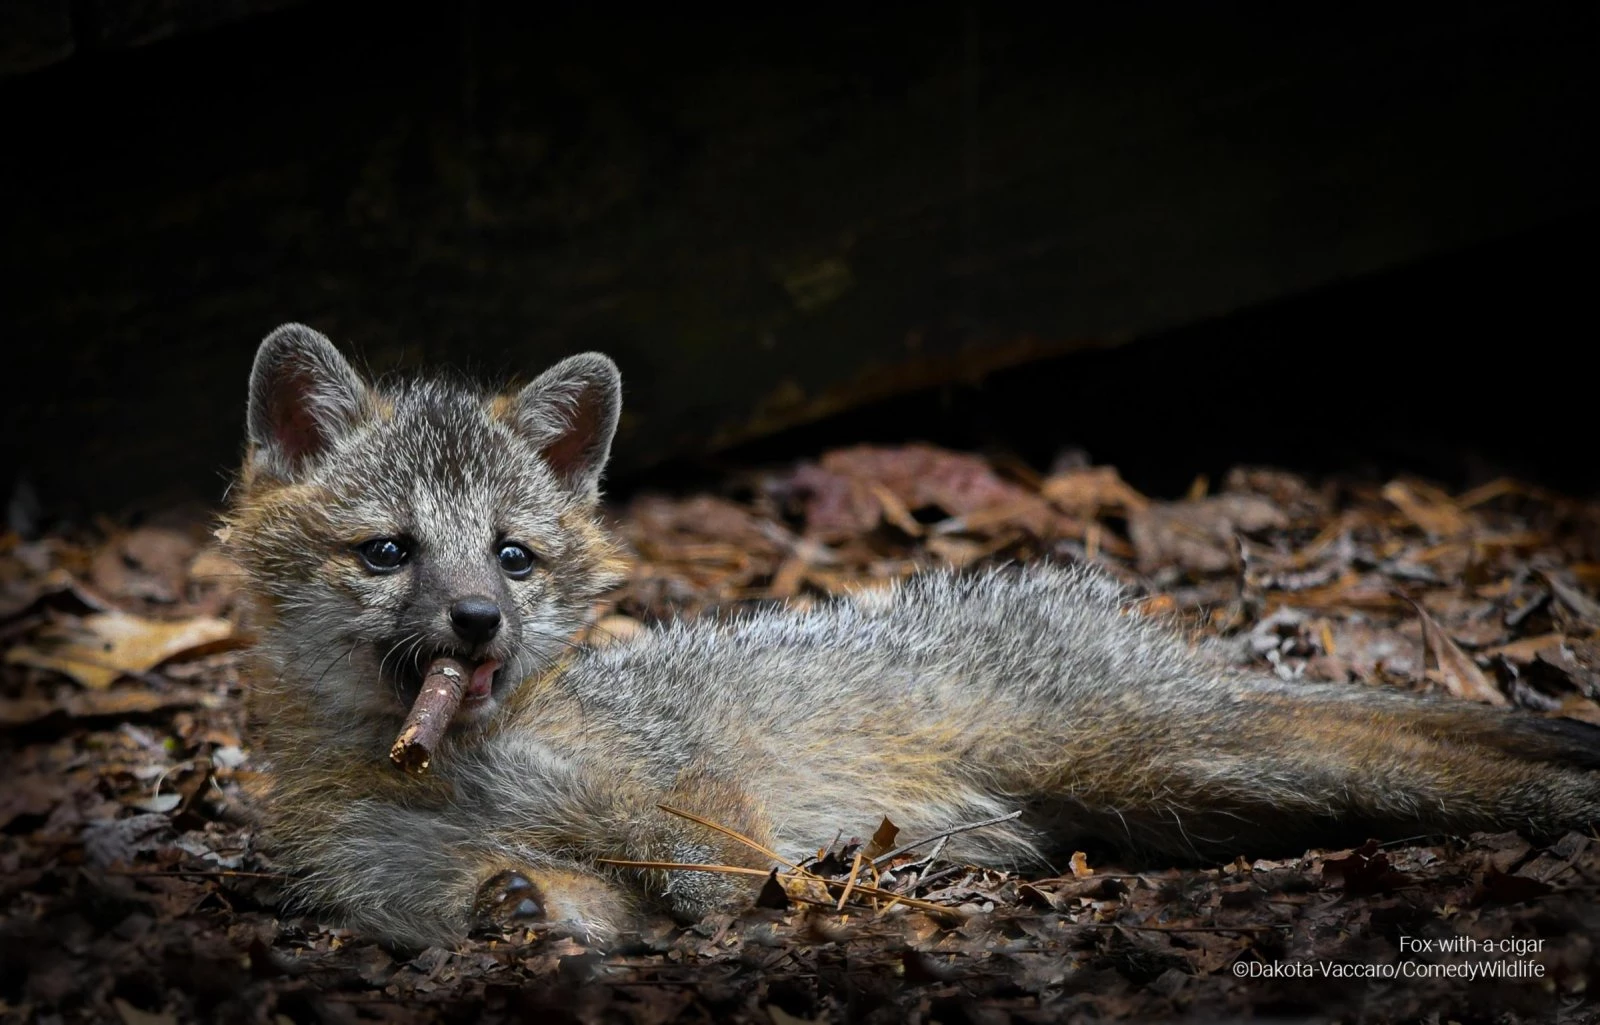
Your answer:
(594, 858), (773, 878)
(872, 810), (1023, 868)
(911, 863), (963, 892)
(835, 848), (869, 911)
(814, 877), (959, 919)
(903, 835), (951, 874)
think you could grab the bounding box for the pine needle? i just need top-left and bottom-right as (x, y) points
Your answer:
(835, 849), (868, 911)
(594, 858), (774, 877)
(656, 803), (799, 870)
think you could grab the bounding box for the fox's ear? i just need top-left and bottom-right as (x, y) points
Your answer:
(247, 324), (371, 479)
(513, 352), (622, 502)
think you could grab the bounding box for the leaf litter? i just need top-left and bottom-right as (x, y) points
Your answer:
(3, 454), (1600, 1023)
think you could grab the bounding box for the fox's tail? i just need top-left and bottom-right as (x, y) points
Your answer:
(1015, 683), (1600, 863)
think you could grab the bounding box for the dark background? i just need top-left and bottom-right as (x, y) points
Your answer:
(2, 2), (1595, 519)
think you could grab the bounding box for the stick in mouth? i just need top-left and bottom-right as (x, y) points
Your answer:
(389, 656), (470, 776)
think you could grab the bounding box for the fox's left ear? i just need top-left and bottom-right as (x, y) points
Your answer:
(247, 324), (372, 480)
(513, 353), (622, 502)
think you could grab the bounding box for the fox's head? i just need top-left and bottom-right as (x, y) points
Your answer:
(224, 324), (626, 733)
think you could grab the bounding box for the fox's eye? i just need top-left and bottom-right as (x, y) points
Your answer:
(356, 538), (410, 573)
(497, 542), (535, 579)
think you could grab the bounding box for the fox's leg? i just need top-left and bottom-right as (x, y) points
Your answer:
(553, 761), (778, 923)
(278, 800), (635, 949)
(467, 739), (779, 923)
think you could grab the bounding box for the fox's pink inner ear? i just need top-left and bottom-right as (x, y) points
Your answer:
(260, 364), (339, 467)
(247, 324), (370, 479)
(514, 352), (622, 501)
(539, 390), (608, 485)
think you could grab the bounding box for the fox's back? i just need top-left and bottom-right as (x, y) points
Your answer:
(492, 564), (1243, 863)
(495, 560), (1600, 866)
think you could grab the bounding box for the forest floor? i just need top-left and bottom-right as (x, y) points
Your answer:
(3, 444), (1600, 1024)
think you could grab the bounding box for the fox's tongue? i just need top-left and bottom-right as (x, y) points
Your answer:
(466, 659), (501, 702)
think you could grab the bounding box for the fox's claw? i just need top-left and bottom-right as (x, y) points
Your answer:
(473, 869), (547, 932)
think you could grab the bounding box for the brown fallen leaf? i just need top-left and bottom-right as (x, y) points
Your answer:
(1382, 480), (1472, 539)
(5, 610), (235, 689)
(1405, 598), (1506, 706)
(1040, 466), (1150, 517)
(625, 495), (784, 558)
(1224, 467), (1327, 513)
(1555, 695), (1600, 725)
(1474, 865), (1556, 906)
(862, 817), (901, 861)
(1540, 570), (1600, 633)
(790, 445), (1066, 541)
(113, 997), (178, 1025)
(1322, 839), (1409, 895)
(923, 535), (991, 568)
(0, 774), (69, 829)
(756, 868), (790, 909)
(1478, 633), (1563, 663)
(1128, 495), (1289, 574)
(1069, 851), (1093, 879)
(766, 555), (810, 598)
(0, 685), (217, 727)
(91, 526), (199, 604)
(867, 482), (923, 537)
(0, 566), (110, 621)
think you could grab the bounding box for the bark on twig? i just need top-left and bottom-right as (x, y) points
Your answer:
(389, 657), (469, 775)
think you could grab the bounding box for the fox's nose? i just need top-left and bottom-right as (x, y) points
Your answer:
(449, 596), (502, 644)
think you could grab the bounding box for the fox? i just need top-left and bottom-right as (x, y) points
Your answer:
(224, 323), (1600, 951)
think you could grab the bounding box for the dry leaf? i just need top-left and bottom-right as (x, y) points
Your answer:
(1541, 570), (1600, 632)
(1482, 633), (1563, 662)
(1040, 466), (1150, 517)
(1382, 480), (1471, 538)
(867, 482), (924, 537)
(0, 685), (216, 726)
(1406, 599), (1506, 706)
(1556, 695), (1600, 725)
(113, 998), (178, 1025)
(768, 1006), (825, 1025)
(862, 817), (900, 861)
(756, 868), (790, 909)
(91, 527), (198, 603)
(0, 566), (109, 621)
(1128, 495), (1288, 574)
(791, 445), (1065, 541)
(5, 610), (235, 689)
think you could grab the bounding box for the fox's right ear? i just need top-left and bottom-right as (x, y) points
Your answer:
(512, 352), (622, 503)
(247, 324), (371, 479)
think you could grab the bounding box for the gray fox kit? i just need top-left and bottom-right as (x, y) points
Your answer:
(226, 324), (1600, 950)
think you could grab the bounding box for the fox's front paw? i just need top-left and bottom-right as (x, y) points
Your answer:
(472, 866), (634, 947)
(473, 869), (546, 930)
